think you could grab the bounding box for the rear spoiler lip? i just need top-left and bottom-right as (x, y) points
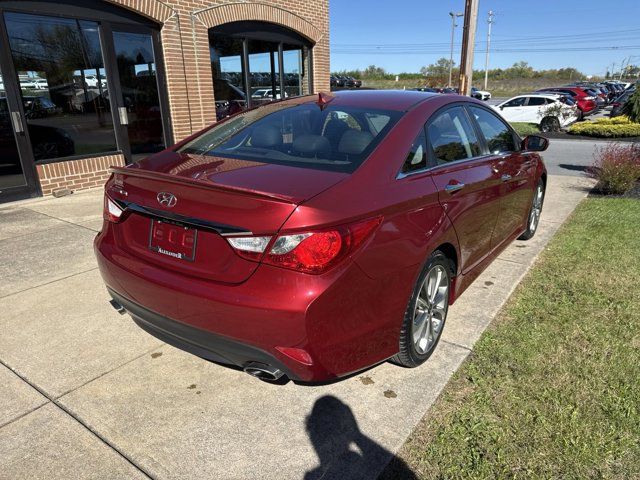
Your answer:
(108, 166), (299, 204)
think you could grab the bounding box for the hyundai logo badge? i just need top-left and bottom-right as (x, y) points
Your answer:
(157, 192), (177, 208)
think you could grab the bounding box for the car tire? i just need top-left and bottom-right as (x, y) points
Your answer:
(391, 250), (452, 368)
(518, 178), (545, 240)
(540, 117), (561, 132)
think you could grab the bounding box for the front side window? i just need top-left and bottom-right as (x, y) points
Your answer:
(503, 97), (526, 108)
(179, 102), (401, 173)
(469, 106), (517, 154)
(427, 107), (481, 164)
(5, 12), (117, 161)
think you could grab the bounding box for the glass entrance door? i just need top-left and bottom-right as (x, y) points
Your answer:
(0, 77), (27, 195)
(111, 29), (167, 162)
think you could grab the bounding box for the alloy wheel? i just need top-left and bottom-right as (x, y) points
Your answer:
(529, 184), (543, 232)
(412, 265), (448, 355)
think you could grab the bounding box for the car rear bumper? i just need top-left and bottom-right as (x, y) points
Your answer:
(108, 288), (297, 379)
(95, 225), (411, 382)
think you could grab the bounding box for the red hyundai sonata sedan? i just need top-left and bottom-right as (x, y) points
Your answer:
(95, 90), (548, 383)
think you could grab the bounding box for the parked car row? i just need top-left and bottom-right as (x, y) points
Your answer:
(412, 86), (491, 100)
(330, 75), (362, 88)
(495, 80), (636, 131)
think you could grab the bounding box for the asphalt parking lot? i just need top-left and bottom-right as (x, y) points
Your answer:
(0, 163), (595, 479)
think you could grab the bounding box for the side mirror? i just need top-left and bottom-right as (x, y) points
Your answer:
(522, 135), (549, 152)
(499, 105), (504, 110)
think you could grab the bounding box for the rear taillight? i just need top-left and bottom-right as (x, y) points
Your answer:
(226, 217), (382, 274)
(104, 194), (124, 223)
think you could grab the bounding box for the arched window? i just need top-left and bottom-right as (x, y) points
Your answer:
(209, 21), (313, 120)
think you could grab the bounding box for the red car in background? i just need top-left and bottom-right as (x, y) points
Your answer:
(536, 87), (598, 119)
(95, 90), (548, 383)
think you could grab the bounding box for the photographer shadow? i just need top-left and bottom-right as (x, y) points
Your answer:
(304, 395), (418, 480)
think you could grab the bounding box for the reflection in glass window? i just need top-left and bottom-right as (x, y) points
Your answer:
(5, 13), (116, 161)
(112, 31), (164, 158)
(210, 35), (246, 120)
(248, 39), (281, 105)
(402, 131), (427, 173)
(469, 106), (517, 154)
(428, 107), (481, 164)
(282, 45), (303, 98)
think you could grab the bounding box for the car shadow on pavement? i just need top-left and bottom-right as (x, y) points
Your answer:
(304, 395), (418, 480)
(558, 163), (589, 173)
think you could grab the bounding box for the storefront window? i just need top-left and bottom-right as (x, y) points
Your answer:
(210, 35), (246, 120)
(209, 22), (312, 120)
(4, 12), (117, 161)
(282, 45), (303, 97)
(248, 39), (281, 105)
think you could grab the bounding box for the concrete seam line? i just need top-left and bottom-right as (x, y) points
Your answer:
(54, 344), (165, 400)
(20, 206), (101, 231)
(0, 399), (50, 431)
(0, 357), (154, 480)
(440, 339), (472, 352)
(0, 267), (99, 301)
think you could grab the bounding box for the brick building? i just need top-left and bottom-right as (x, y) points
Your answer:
(0, 0), (329, 203)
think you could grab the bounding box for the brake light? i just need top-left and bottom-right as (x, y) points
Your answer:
(104, 194), (124, 223)
(226, 216), (382, 274)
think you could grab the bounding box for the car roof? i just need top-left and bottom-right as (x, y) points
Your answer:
(278, 90), (440, 111)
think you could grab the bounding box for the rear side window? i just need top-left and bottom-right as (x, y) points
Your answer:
(469, 106), (517, 154)
(401, 131), (427, 173)
(178, 101), (401, 173)
(527, 97), (547, 106)
(427, 106), (481, 165)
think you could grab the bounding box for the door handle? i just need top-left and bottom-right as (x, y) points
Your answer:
(501, 174), (512, 182)
(10, 111), (24, 133)
(444, 182), (465, 193)
(118, 107), (129, 125)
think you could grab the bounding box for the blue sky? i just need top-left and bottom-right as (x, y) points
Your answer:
(330, 0), (640, 76)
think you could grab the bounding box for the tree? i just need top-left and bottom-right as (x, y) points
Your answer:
(622, 89), (640, 123)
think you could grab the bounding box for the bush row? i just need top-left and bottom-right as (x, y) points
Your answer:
(569, 116), (640, 138)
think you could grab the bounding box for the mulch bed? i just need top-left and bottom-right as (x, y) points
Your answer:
(540, 131), (640, 142)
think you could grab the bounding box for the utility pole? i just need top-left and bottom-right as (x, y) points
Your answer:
(483, 10), (494, 91)
(448, 11), (463, 87)
(459, 0), (479, 96)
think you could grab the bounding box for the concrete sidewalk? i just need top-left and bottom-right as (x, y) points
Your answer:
(0, 175), (594, 480)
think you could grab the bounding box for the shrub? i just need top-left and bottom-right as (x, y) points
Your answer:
(588, 142), (640, 194)
(510, 122), (539, 137)
(569, 117), (640, 138)
(622, 89), (640, 122)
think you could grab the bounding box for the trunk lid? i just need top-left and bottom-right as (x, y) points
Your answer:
(107, 151), (348, 284)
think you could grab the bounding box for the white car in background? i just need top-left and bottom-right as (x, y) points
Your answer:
(493, 93), (579, 132)
(471, 87), (491, 101)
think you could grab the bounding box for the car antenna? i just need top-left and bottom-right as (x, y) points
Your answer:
(316, 91), (335, 110)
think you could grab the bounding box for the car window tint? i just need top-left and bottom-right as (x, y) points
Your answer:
(427, 107), (481, 164)
(503, 97), (526, 108)
(401, 130), (427, 173)
(179, 102), (400, 173)
(469, 106), (517, 154)
(527, 97), (547, 106)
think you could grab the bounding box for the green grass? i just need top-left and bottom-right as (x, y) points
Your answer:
(510, 122), (540, 137)
(383, 198), (640, 479)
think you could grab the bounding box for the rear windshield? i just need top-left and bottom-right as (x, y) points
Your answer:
(179, 101), (402, 173)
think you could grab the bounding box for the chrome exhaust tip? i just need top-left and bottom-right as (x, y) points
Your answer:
(243, 362), (285, 382)
(109, 299), (127, 315)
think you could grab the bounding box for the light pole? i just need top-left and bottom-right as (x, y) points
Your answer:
(483, 10), (494, 91)
(448, 11), (463, 87)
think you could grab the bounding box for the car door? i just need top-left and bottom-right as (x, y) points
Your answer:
(524, 96), (549, 124)
(427, 105), (502, 274)
(467, 105), (535, 247)
(497, 96), (527, 122)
